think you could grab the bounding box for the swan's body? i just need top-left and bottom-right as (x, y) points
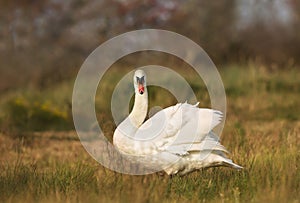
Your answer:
(113, 70), (242, 175)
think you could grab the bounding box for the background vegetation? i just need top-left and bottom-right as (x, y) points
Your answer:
(0, 0), (299, 202)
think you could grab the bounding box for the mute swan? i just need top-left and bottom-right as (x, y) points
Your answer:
(113, 69), (242, 175)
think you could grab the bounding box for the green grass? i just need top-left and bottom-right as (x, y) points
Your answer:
(0, 64), (299, 202)
(0, 141), (298, 202)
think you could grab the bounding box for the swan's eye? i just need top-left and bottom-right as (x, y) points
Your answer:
(140, 76), (145, 84)
(136, 76), (145, 85)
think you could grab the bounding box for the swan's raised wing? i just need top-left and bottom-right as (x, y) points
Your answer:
(133, 103), (223, 155)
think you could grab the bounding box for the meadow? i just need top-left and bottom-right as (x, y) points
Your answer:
(0, 64), (299, 202)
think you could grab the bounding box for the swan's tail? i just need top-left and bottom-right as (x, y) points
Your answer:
(196, 150), (243, 170)
(201, 131), (243, 169)
(164, 131), (243, 175)
(172, 152), (243, 176)
(220, 157), (243, 169)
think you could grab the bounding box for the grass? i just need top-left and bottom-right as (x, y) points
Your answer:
(0, 64), (299, 202)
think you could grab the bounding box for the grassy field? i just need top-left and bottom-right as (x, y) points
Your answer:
(0, 64), (299, 202)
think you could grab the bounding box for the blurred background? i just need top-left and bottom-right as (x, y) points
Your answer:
(0, 1), (299, 202)
(1, 0), (300, 134)
(0, 0), (299, 92)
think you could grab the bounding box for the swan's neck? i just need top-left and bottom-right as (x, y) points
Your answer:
(128, 90), (148, 128)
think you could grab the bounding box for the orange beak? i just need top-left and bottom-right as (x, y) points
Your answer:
(138, 83), (144, 94)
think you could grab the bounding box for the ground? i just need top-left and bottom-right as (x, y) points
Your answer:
(0, 65), (299, 202)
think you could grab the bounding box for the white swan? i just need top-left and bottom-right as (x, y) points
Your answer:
(113, 69), (242, 175)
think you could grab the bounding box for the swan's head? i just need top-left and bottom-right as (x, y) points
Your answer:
(134, 69), (146, 95)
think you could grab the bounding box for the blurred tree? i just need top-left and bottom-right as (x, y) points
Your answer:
(289, 0), (300, 65)
(234, 0), (299, 66)
(166, 0), (237, 64)
(0, 0), (299, 93)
